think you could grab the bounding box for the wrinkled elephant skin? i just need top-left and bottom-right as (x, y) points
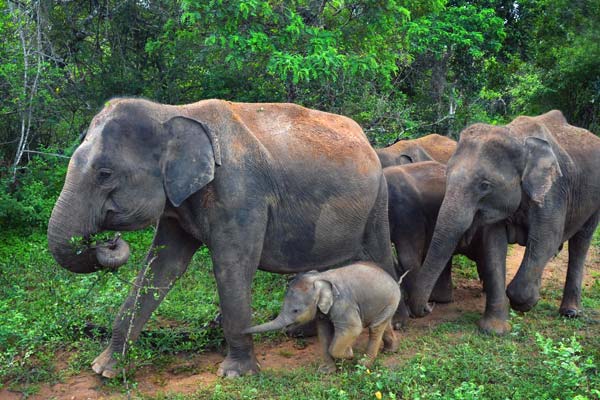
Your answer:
(244, 263), (401, 372)
(376, 133), (457, 167)
(404, 110), (600, 333)
(47, 98), (397, 378)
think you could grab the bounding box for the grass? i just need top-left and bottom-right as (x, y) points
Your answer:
(1, 228), (599, 399)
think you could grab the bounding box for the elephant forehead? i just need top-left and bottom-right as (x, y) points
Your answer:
(290, 278), (313, 292)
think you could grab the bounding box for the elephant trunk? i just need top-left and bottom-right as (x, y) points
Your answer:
(243, 314), (293, 334)
(405, 193), (475, 317)
(47, 182), (130, 274)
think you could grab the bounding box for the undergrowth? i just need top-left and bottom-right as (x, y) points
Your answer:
(0, 157), (599, 398)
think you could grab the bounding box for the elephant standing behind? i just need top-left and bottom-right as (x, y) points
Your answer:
(47, 98), (397, 378)
(376, 134), (457, 167)
(405, 110), (600, 333)
(385, 161), (485, 307)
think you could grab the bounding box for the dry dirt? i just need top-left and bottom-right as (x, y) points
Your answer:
(2, 244), (598, 400)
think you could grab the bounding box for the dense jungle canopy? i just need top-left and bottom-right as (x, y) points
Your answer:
(0, 0), (599, 228)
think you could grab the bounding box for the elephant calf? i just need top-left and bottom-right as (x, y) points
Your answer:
(244, 263), (402, 373)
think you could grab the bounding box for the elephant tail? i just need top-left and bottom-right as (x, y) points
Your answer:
(397, 269), (410, 285)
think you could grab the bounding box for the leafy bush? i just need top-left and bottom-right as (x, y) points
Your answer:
(0, 153), (69, 231)
(534, 333), (599, 399)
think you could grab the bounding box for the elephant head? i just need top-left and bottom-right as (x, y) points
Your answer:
(405, 122), (563, 316)
(48, 99), (221, 273)
(397, 144), (434, 165)
(243, 272), (339, 334)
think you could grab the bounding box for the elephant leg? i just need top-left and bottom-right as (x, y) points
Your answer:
(429, 261), (454, 303)
(212, 208), (267, 378)
(477, 224), (511, 335)
(316, 317), (336, 374)
(382, 321), (399, 353)
(362, 177), (397, 279)
(329, 312), (362, 360)
(359, 321), (389, 367)
(559, 212), (599, 317)
(92, 217), (200, 378)
(507, 206), (566, 312)
(364, 178), (408, 327)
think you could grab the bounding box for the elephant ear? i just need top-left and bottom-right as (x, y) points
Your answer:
(399, 145), (433, 164)
(314, 279), (339, 315)
(522, 134), (562, 206)
(162, 116), (222, 207)
(398, 154), (414, 164)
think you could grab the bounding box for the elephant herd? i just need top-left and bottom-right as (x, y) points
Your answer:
(47, 98), (600, 378)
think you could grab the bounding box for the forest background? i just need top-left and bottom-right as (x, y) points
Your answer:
(1, 0), (599, 228)
(0, 1), (599, 398)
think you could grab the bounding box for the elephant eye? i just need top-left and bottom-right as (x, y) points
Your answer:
(292, 309), (300, 314)
(479, 180), (492, 192)
(97, 168), (113, 183)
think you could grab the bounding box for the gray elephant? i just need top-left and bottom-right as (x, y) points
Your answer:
(385, 161), (485, 306)
(47, 98), (397, 378)
(376, 133), (457, 168)
(244, 263), (401, 373)
(404, 110), (600, 334)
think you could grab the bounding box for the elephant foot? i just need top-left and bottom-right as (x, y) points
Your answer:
(383, 337), (399, 353)
(342, 346), (354, 359)
(392, 302), (409, 330)
(91, 347), (119, 378)
(317, 362), (337, 374)
(559, 306), (580, 318)
(477, 317), (511, 335)
(217, 354), (260, 378)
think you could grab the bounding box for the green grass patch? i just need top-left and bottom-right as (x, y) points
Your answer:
(1, 228), (599, 398)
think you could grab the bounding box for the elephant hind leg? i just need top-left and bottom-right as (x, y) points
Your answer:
(382, 321), (399, 353)
(359, 320), (389, 367)
(560, 211), (600, 317)
(361, 176), (397, 279)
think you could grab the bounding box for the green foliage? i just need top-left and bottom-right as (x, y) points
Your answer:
(452, 255), (479, 280)
(1, 1), (600, 397)
(535, 333), (599, 399)
(0, 153), (68, 230)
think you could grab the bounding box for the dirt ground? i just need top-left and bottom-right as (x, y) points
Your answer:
(2, 244), (598, 400)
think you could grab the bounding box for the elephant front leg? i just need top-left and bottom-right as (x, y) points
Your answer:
(328, 311), (362, 362)
(507, 205), (566, 312)
(211, 209), (267, 378)
(214, 265), (260, 378)
(477, 224), (511, 335)
(559, 212), (599, 317)
(92, 218), (200, 378)
(316, 316), (336, 374)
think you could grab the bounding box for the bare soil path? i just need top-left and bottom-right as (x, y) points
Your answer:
(2, 244), (598, 400)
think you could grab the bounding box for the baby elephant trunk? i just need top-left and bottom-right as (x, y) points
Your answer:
(243, 314), (293, 334)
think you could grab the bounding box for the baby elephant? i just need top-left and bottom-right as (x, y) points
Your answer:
(244, 262), (403, 373)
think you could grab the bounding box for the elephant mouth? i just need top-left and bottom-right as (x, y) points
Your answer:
(80, 233), (131, 271)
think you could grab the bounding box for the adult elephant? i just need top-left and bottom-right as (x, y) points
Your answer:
(47, 98), (397, 378)
(376, 133), (457, 167)
(404, 110), (600, 334)
(385, 161), (485, 306)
